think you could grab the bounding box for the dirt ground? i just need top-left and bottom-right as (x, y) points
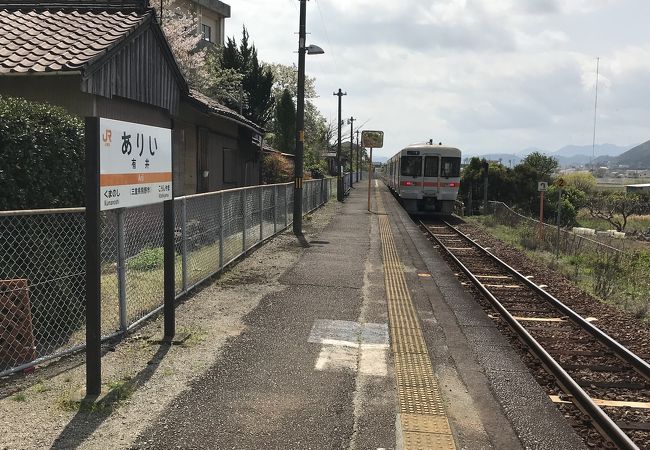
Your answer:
(0, 202), (340, 450)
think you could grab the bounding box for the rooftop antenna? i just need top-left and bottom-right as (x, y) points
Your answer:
(591, 57), (600, 171)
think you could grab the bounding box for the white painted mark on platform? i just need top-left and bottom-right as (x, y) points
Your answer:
(315, 345), (357, 372)
(309, 319), (389, 376)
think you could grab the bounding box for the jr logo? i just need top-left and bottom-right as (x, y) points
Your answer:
(102, 129), (112, 146)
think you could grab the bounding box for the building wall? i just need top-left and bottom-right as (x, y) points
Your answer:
(198, 7), (224, 45)
(0, 76), (259, 197)
(0, 75), (93, 117)
(0, 76), (171, 128)
(176, 99), (260, 195)
(82, 24), (182, 115)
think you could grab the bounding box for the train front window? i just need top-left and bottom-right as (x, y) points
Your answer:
(424, 156), (439, 177)
(400, 156), (422, 177)
(441, 157), (461, 178)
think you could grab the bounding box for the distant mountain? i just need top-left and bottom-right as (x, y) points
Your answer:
(553, 143), (631, 158)
(517, 147), (544, 157)
(373, 156), (388, 164)
(463, 143), (641, 168)
(611, 141), (650, 168)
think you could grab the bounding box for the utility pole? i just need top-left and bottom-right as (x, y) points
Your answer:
(482, 159), (489, 214)
(334, 88), (346, 201)
(293, 0), (307, 235)
(591, 57), (600, 173)
(355, 130), (360, 182)
(348, 116), (356, 188)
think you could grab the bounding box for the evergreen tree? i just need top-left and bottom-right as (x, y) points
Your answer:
(220, 27), (274, 127)
(274, 89), (296, 154)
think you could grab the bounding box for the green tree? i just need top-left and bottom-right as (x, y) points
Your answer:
(0, 96), (84, 210)
(0, 97), (86, 345)
(273, 89), (296, 154)
(218, 27), (274, 127)
(562, 171), (597, 194)
(521, 152), (559, 180)
(303, 102), (328, 173)
(460, 158), (514, 212)
(511, 163), (541, 213)
(267, 63), (328, 173)
(544, 185), (585, 226)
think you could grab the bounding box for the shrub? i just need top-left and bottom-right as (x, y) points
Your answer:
(0, 96), (84, 210)
(128, 246), (165, 271)
(591, 252), (623, 299)
(262, 152), (293, 184)
(518, 225), (540, 250)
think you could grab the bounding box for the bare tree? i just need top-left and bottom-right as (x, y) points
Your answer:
(586, 192), (645, 232)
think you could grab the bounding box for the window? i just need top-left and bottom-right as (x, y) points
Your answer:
(441, 157), (461, 178)
(202, 24), (212, 42)
(400, 156), (422, 177)
(424, 156), (439, 177)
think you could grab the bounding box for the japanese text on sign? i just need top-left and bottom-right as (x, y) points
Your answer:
(99, 118), (172, 210)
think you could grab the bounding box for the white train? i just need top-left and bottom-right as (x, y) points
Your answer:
(384, 142), (461, 215)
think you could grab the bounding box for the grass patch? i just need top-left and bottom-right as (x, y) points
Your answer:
(469, 215), (650, 321)
(32, 381), (49, 394)
(177, 326), (207, 348)
(55, 377), (135, 414)
(128, 246), (165, 271)
(11, 392), (26, 402)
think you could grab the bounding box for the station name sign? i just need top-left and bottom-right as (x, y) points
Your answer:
(98, 118), (172, 211)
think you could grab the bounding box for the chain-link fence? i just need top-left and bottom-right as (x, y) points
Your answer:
(0, 178), (337, 376)
(486, 201), (650, 319)
(487, 201), (626, 256)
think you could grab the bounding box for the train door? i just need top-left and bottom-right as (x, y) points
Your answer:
(422, 154), (440, 211)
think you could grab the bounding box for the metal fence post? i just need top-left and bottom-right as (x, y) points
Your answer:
(242, 190), (247, 253)
(117, 208), (127, 332)
(258, 186), (264, 242)
(219, 192), (224, 269)
(285, 185), (289, 228)
(273, 185), (278, 234)
(181, 198), (188, 292)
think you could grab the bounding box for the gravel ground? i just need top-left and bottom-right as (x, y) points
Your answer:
(0, 202), (340, 450)
(454, 221), (650, 356)
(449, 220), (650, 449)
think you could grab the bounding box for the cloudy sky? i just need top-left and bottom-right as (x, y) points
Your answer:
(226, 0), (650, 158)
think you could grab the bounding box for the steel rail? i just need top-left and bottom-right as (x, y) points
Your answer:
(442, 220), (650, 382)
(421, 220), (639, 450)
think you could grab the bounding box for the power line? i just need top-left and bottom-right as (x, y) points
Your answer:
(313, 0), (341, 74)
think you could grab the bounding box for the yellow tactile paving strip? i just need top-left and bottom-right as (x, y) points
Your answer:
(376, 191), (456, 450)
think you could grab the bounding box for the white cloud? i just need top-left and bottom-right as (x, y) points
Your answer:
(226, 0), (650, 156)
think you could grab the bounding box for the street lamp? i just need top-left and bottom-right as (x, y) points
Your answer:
(293, 0), (324, 236)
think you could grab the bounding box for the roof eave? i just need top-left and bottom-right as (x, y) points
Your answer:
(82, 9), (188, 94)
(184, 94), (263, 135)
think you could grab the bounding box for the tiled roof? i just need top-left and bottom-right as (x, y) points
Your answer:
(187, 89), (264, 134)
(0, 8), (147, 74)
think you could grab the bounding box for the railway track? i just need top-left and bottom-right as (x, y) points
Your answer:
(420, 219), (650, 450)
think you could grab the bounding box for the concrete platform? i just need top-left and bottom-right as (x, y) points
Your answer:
(134, 180), (587, 449)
